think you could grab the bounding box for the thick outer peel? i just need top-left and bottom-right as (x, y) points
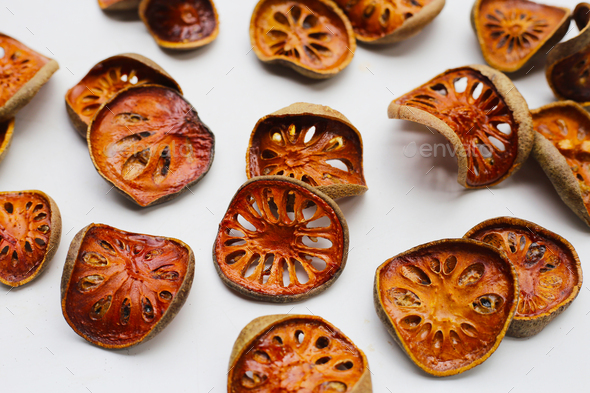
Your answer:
(98, 0), (140, 11)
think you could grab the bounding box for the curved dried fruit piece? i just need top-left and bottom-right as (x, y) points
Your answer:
(213, 176), (349, 302)
(0, 190), (61, 287)
(333, 0), (445, 44)
(61, 223), (195, 348)
(250, 0), (356, 79)
(574, 2), (590, 31)
(98, 0), (140, 11)
(471, 0), (570, 73)
(247, 103), (367, 200)
(65, 53), (181, 136)
(388, 64), (533, 188)
(0, 118), (14, 165)
(139, 0), (219, 50)
(465, 217), (583, 338)
(374, 239), (518, 376)
(88, 85), (215, 207)
(0, 33), (59, 122)
(228, 314), (372, 392)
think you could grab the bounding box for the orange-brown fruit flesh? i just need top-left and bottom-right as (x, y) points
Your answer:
(375, 239), (518, 376)
(574, 3), (590, 31)
(0, 118), (15, 164)
(548, 48), (590, 105)
(98, 0), (140, 11)
(88, 85), (215, 207)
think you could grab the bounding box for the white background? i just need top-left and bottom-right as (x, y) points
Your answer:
(1, 0), (589, 391)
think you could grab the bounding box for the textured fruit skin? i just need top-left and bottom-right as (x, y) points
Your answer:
(0, 119), (15, 165)
(98, 0), (140, 11)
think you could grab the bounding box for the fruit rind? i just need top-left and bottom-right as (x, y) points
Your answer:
(98, 0), (141, 11)
(0, 118), (15, 165)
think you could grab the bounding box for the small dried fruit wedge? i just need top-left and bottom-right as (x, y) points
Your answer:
(65, 53), (181, 136)
(0, 118), (15, 165)
(88, 85), (215, 207)
(250, 0), (356, 79)
(0, 33), (59, 122)
(213, 176), (349, 302)
(471, 0), (570, 73)
(228, 314), (372, 392)
(0, 190), (61, 287)
(465, 217), (583, 338)
(61, 223), (195, 349)
(139, 0), (219, 50)
(98, 0), (140, 11)
(374, 239), (518, 376)
(333, 0), (446, 44)
(388, 64), (533, 188)
(574, 2), (590, 31)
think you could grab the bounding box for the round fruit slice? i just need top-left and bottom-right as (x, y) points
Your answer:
(388, 64), (533, 188)
(0, 118), (15, 165)
(374, 239), (518, 376)
(250, 0), (356, 79)
(0, 33), (59, 122)
(61, 223), (195, 349)
(0, 190), (61, 287)
(465, 217), (583, 338)
(471, 0), (570, 73)
(139, 0), (219, 50)
(333, 0), (446, 44)
(98, 0), (140, 11)
(65, 53), (181, 136)
(247, 103), (368, 200)
(213, 176), (349, 302)
(228, 314), (372, 393)
(88, 85), (215, 207)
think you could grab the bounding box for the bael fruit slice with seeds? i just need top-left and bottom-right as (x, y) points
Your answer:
(250, 0), (356, 79)
(465, 217), (583, 338)
(388, 64), (533, 188)
(0, 118), (15, 165)
(61, 223), (195, 349)
(88, 84), (215, 207)
(0, 190), (62, 287)
(247, 102), (368, 200)
(213, 176), (349, 302)
(471, 0), (570, 73)
(0, 33), (59, 122)
(228, 314), (372, 393)
(374, 239), (518, 376)
(98, 0), (140, 11)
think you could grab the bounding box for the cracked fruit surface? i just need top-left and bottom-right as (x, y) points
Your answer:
(250, 0), (356, 79)
(214, 176), (349, 302)
(247, 103), (367, 200)
(471, 0), (570, 73)
(0, 190), (61, 287)
(388, 64), (533, 188)
(88, 85), (215, 207)
(374, 239), (517, 376)
(228, 315), (372, 393)
(0, 118), (14, 165)
(465, 217), (582, 338)
(98, 0), (140, 11)
(61, 223), (195, 349)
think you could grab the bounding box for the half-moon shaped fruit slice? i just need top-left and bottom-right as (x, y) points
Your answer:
(388, 64), (533, 188)
(247, 103), (368, 200)
(98, 0), (140, 11)
(0, 33), (59, 122)
(333, 0), (446, 44)
(88, 85), (215, 207)
(465, 217), (583, 338)
(65, 53), (181, 136)
(374, 239), (518, 376)
(61, 223), (195, 349)
(228, 314), (372, 393)
(0, 190), (61, 287)
(250, 0), (356, 79)
(139, 0), (219, 50)
(0, 118), (15, 165)
(471, 0), (570, 73)
(213, 176), (349, 302)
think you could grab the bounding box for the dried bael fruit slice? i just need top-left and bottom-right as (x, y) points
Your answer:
(374, 239), (518, 376)
(228, 315), (372, 393)
(139, 0), (219, 50)
(213, 176), (349, 302)
(250, 0), (356, 79)
(0, 190), (61, 287)
(247, 103), (368, 200)
(61, 223), (195, 349)
(0, 118), (15, 165)
(88, 85), (215, 207)
(65, 53), (181, 136)
(333, 0), (445, 44)
(388, 64), (533, 188)
(574, 2), (590, 31)
(465, 217), (583, 338)
(0, 33), (59, 122)
(471, 0), (570, 73)
(98, 0), (140, 11)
